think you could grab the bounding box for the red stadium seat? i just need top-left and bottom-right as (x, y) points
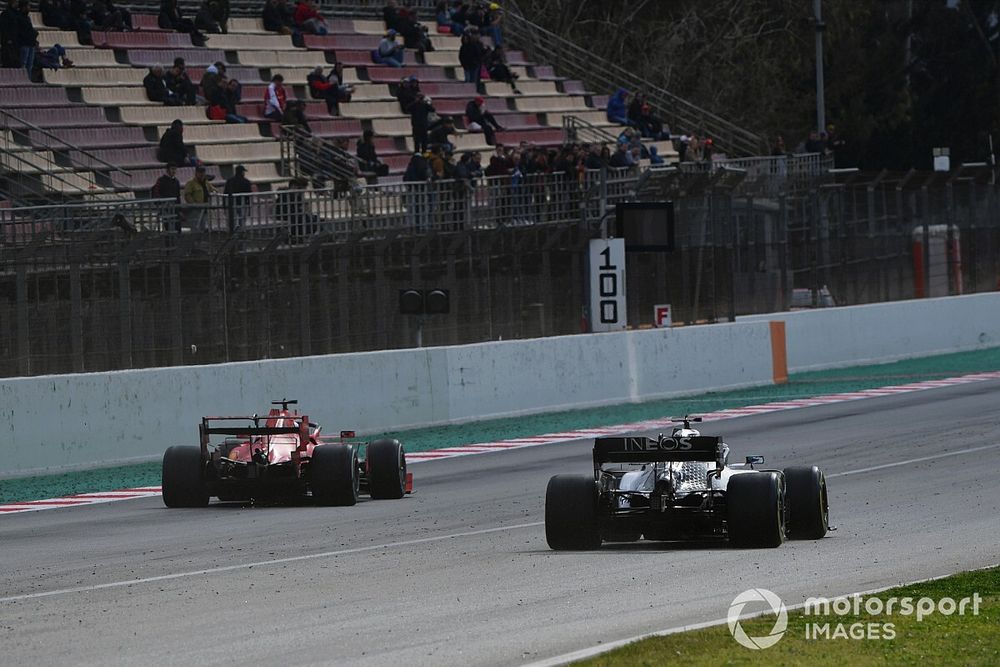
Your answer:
(367, 67), (452, 83)
(2, 86), (70, 106)
(30, 126), (149, 149)
(309, 118), (365, 138)
(127, 49), (228, 68)
(0, 68), (31, 86)
(91, 31), (192, 49)
(3, 106), (107, 128)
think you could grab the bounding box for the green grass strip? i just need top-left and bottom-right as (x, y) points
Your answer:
(575, 566), (1000, 666)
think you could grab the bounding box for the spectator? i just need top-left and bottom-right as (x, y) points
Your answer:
(159, 0), (193, 33)
(264, 73), (286, 121)
(151, 163), (181, 201)
(38, 0), (71, 30)
(606, 87), (630, 126)
(435, 1), (463, 35)
(676, 134), (689, 162)
(200, 61), (225, 103)
(262, 0), (293, 34)
(223, 164), (253, 229)
(144, 65), (179, 105)
(485, 46), (519, 94)
(90, 0), (131, 32)
(157, 119), (195, 166)
(648, 145), (665, 165)
(409, 92), (434, 152)
(308, 65), (353, 114)
(485, 143), (512, 176)
(0, 1), (20, 68)
(356, 129), (389, 179)
(391, 1), (433, 55)
(627, 91), (645, 126)
(636, 101), (669, 140)
(395, 74), (420, 112)
(195, 0), (223, 33)
(458, 30), (483, 87)
(166, 57), (197, 105)
(382, 0), (400, 31)
(34, 42), (72, 70)
(478, 2), (503, 47)
(402, 150), (431, 231)
(428, 115), (456, 152)
(803, 130), (824, 154)
(276, 177), (319, 237)
(465, 95), (502, 146)
(374, 29), (404, 67)
(211, 0), (229, 33)
(182, 164), (216, 229)
(5, 1), (36, 75)
(221, 78), (247, 123)
(771, 134), (787, 155)
(293, 0), (326, 35)
(282, 98), (311, 132)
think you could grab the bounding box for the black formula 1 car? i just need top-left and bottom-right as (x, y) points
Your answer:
(162, 399), (412, 507)
(545, 418), (829, 549)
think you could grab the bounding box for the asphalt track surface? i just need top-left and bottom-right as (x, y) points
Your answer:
(2, 379), (1000, 666)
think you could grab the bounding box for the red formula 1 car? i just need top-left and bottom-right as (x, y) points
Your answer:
(161, 399), (412, 507)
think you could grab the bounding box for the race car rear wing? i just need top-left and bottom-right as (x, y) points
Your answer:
(593, 436), (722, 466)
(199, 416), (310, 456)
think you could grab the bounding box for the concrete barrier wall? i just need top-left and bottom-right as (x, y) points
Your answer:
(738, 293), (1000, 372)
(0, 321), (776, 477)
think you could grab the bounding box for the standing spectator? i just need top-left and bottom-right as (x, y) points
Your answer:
(409, 92), (434, 152)
(264, 73), (287, 121)
(224, 164), (253, 230)
(676, 134), (689, 162)
(395, 74), (420, 112)
(485, 143), (512, 176)
(0, 0), (20, 68)
(803, 130), (824, 154)
(7, 1), (36, 75)
(465, 95), (502, 146)
(166, 57), (197, 105)
(458, 30), (483, 87)
(157, 119), (196, 165)
(276, 177), (318, 238)
(606, 87), (630, 126)
(356, 129), (389, 179)
(144, 65), (180, 105)
(374, 29), (404, 67)
(403, 150), (431, 231)
(480, 2), (503, 46)
(293, 0), (326, 35)
(608, 143), (630, 168)
(262, 0), (293, 34)
(771, 134), (787, 155)
(152, 163), (182, 201)
(182, 165), (216, 229)
(484, 46), (520, 94)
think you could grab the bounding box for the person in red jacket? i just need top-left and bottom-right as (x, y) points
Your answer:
(293, 0), (326, 35)
(264, 73), (286, 121)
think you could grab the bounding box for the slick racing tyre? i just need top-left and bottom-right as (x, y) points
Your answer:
(783, 465), (829, 539)
(545, 474), (602, 550)
(367, 439), (406, 500)
(311, 444), (359, 506)
(727, 472), (785, 548)
(162, 445), (210, 508)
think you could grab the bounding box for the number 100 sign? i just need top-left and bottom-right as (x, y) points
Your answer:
(588, 238), (627, 332)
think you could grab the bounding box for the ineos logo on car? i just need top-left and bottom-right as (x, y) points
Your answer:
(622, 437), (692, 451)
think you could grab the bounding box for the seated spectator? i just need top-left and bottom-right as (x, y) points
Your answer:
(356, 129), (389, 179)
(434, 1), (463, 35)
(373, 29), (405, 67)
(158, 119), (196, 166)
(39, 0), (70, 29)
(166, 58), (197, 105)
(89, 0), (131, 32)
(428, 115), (456, 152)
(210, 0), (229, 33)
(293, 0), (327, 35)
(469, 2), (502, 47)
(34, 42), (72, 70)
(395, 74), (420, 112)
(485, 46), (519, 94)
(200, 61), (225, 103)
(263, 73), (287, 121)
(262, 0), (293, 34)
(636, 101), (669, 140)
(144, 65), (180, 105)
(606, 88), (631, 126)
(222, 78), (247, 123)
(152, 163), (181, 201)
(159, 0), (192, 32)
(195, 0), (223, 33)
(627, 91), (646, 126)
(307, 65), (353, 114)
(465, 95), (502, 146)
(391, 1), (433, 55)
(648, 145), (665, 165)
(282, 98), (311, 133)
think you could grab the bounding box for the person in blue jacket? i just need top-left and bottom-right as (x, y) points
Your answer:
(606, 87), (631, 126)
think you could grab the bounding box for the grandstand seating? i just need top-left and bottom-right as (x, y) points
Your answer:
(0, 7), (676, 203)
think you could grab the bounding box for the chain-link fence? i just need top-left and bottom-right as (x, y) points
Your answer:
(2, 161), (998, 378)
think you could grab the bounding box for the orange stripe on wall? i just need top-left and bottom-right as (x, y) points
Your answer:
(769, 320), (788, 385)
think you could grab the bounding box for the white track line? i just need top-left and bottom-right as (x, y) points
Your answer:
(826, 443), (1000, 478)
(4, 370), (1000, 515)
(523, 563), (1000, 667)
(0, 521), (544, 604)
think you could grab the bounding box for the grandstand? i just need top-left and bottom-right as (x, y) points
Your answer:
(0, 2), (678, 204)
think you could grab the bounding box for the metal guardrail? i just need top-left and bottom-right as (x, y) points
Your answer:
(0, 197), (179, 246)
(562, 115), (618, 146)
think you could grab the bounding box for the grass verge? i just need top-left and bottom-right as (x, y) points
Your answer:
(575, 566), (1000, 666)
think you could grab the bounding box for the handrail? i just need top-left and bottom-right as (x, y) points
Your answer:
(279, 124), (361, 185)
(562, 115), (618, 145)
(503, 2), (765, 157)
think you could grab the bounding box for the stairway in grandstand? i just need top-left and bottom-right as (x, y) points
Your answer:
(0, 1), (686, 203)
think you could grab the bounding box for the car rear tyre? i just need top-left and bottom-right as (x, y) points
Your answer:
(545, 474), (602, 550)
(367, 439), (406, 500)
(727, 472), (785, 548)
(311, 444), (359, 506)
(162, 445), (209, 508)
(784, 466), (829, 539)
